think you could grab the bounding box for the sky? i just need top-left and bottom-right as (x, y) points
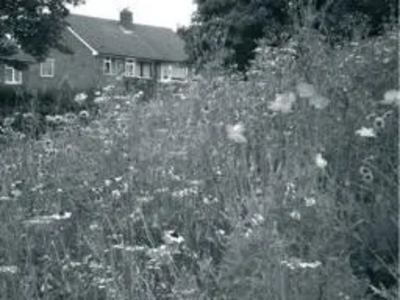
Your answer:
(70, 0), (196, 30)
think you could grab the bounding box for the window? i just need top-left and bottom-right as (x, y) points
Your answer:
(161, 64), (172, 81)
(161, 63), (187, 81)
(171, 64), (188, 80)
(125, 59), (135, 77)
(5, 65), (22, 85)
(103, 57), (113, 75)
(137, 61), (152, 78)
(40, 58), (55, 77)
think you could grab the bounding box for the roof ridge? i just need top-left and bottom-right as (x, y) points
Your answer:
(68, 13), (175, 32)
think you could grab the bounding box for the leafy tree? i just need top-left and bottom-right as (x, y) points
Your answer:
(182, 0), (398, 71)
(0, 0), (83, 67)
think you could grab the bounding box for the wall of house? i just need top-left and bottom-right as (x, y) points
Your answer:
(93, 56), (159, 90)
(24, 30), (98, 92)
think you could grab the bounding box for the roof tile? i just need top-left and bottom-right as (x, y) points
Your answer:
(67, 14), (188, 62)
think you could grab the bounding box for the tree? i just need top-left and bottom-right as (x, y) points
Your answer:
(182, 0), (398, 71)
(0, 0), (84, 67)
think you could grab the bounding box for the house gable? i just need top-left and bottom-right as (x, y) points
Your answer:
(24, 28), (98, 91)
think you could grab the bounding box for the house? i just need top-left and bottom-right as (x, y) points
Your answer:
(0, 9), (189, 92)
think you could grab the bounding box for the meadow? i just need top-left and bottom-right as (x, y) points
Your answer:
(0, 28), (398, 300)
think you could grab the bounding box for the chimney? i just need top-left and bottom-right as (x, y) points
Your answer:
(120, 8), (133, 28)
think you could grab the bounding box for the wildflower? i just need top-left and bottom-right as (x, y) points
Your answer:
(202, 105), (210, 114)
(163, 230), (185, 245)
(45, 115), (55, 124)
(42, 138), (54, 151)
(383, 110), (393, 119)
(373, 117), (385, 130)
(304, 197), (316, 207)
(111, 190), (121, 199)
(289, 210), (301, 221)
(355, 127), (376, 138)
(309, 95), (330, 110)
(10, 189), (22, 198)
(203, 197), (211, 204)
(251, 213), (265, 226)
(0, 266), (18, 274)
(0, 196), (12, 202)
(362, 172), (374, 183)
(298, 261), (322, 269)
(74, 93), (87, 104)
(359, 165), (372, 176)
(94, 97), (107, 104)
(22, 112), (34, 119)
(89, 223), (100, 231)
(380, 89), (400, 105)
(137, 196), (153, 203)
(3, 117), (15, 127)
(315, 153), (328, 169)
(244, 228), (253, 238)
(281, 258), (322, 270)
(103, 85), (114, 92)
(296, 82), (316, 98)
(24, 212), (72, 225)
(121, 183), (129, 193)
(95, 91), (102, 96)
(64, 112), (77, 124)
(217, 229), (226, 236)
(79, 110), (90, 120)
(268, 92), (296, 113)
(53, 115), (64, 125)
(226, 123), (247, 144)
(104, 179), (112, 187)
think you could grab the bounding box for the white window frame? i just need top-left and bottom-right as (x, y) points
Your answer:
(4, 65), (22, 85)
(40, 58), (55, 77)
(171, 64), (188, 80)
(160, 63), (172, 81)
(103, 57), (113, 75)
(125, 59), (136, 77)
(161, 63), (187, 82)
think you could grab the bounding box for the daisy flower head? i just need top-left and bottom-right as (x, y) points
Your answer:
(381, 89), (400, 106)
(315, 153), (328, 169)
(226, 123), (247, 144)
(296, 82), (316, 98)
(355, 127), (376, 138)
(268, 92), (296, 114)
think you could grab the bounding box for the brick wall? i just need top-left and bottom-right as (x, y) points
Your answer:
(24, 30), (97, 92)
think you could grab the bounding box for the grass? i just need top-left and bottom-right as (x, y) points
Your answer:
(0, 28), (398, 300)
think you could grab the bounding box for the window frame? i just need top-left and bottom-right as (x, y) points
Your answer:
(160, 63), (187, 82)
(4, 65), (22, 85)
(40, 58), (55, 78)
(125, 59), (136, 77)
(171, 64), (188, 80)
(103, 57), (113, 75)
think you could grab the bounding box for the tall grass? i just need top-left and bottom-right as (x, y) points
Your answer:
(0, 27), (398, 299)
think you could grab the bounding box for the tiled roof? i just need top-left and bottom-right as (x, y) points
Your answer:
(67, 14), (188, 62)
(0, 51), (35, 63)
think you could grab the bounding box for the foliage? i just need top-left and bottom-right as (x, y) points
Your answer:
(180, 0), (398, 71)
(0, 86), (99, 137)
(0, 0), (83, 66)
(0, 27), (398, 299)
